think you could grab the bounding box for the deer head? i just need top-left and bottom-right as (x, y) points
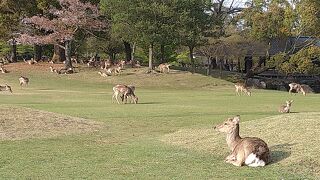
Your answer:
(214, 116), (240, 134)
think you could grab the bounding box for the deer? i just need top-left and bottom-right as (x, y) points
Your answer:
(49, 66), (60, 74)
(0, 84), (13, 93)
(0, 65), (8, 73)
(98, 71), (109, 77)
(214, 115), (270, 167)
(279, 100), (293, 113)
(158, 63), (171, 73)
(112, 84), (138, 104)
(106, 65), (122, 75)
(288, 83), (306, 96)
(19, 76), (29, 87)
(235, 82), (251, 96)
(23, 58), (37, 65)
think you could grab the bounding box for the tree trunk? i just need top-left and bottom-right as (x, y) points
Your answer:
(189, 46), (195, 73)
(34, 45), (42, 61)
(52, 44), (66, 62)
(123, 41), (132, 62)
(237, 57), (241, 73)
(10, 38), (17, 62)
(131, 42), (136, 61)
(64, 40), (72, 69)
(206, 56), (211, 76)
(148, 44), (153, 70)
(160, 44), (165, 63)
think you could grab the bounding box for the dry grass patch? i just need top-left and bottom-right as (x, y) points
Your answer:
(161, 113), (320, 176)
(0, 106), (103, 141)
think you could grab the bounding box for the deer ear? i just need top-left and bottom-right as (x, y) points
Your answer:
(232, 115), (240, 124)
(290, 100), (294, 103)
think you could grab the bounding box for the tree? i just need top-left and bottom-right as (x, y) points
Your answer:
(18, 0), (107, 69)
(175, 0), (213, 73)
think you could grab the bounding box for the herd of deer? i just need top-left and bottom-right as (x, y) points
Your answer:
(223, 81), (309, 167)
(0, 58), (314, 168)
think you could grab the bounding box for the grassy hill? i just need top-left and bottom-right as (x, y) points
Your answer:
(0, 62), (319, 179)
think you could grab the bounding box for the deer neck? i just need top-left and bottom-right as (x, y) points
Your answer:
(226, 124), (242, 151)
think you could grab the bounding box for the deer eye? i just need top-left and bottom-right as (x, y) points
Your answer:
(224, 123), (228, 125)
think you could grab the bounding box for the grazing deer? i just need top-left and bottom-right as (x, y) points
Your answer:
(279, 100), (293, 113)
(214, 115), (270, 167)
(19, 76), (29, 87)
(0, 84), (12, 93)
(98, 71), (109, 77)
(112, 84), (138, 104)
(288, 83), (307, 96)
(23, 58), (37, 65)
(235, 82), (251, 96)
(158, 63), (171, 73)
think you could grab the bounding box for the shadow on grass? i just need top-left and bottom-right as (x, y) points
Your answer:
(269, 143), (297, 164)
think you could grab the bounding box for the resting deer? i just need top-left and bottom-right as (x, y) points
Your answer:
(0, 84), (12, 93)
(23, 58), (37, 65)
(106, 66), (121, 75)
(214, 115), (270, 167)
(19, 76), (29, 87)
(279, 100), (293, 113)
(49, 66), (60, 74)
(235, 82), (251, 96)
(112, 84), (138, 104)
(158, 63), (171, 73)
(0, 66), (8, 73)
(98, 71), (109, 77)
(288, 83), (306, 96)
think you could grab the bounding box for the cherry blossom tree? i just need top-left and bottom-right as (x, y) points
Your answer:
(18, 0), (107, 69)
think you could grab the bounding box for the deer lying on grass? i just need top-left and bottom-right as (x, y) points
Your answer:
(106, 65), (122, 75)
(158, 63), (171, 73)
(279, 100), (293, 113)
(23, 58), (37, 65)
(49, 66), (60, 74)
(112, 84), (138, 104)
(98, 71), (109, 77)
(289, 83), (306, 96)
(0, 65), (8, 73)
(0, 84), (12, 93)
(235, 82), (251, 96)
(19, 76), (29, 87)
(214, 115), (270, 167)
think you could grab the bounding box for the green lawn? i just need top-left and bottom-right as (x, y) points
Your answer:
(0, 64), (319, 179)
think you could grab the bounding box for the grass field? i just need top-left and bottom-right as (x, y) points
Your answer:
(0, 62), (319, 179)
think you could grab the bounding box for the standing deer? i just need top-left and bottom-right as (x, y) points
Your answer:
(288, 83), (306, 96)
(214, 115), (270, 167)
(19, 76), (29, 87)
(279, 100), (293, 113)
(112, 84), (138, 104)
(158, 63), (171, 73)
(235, 82), (251, 96)
(0, 84), (12, 93)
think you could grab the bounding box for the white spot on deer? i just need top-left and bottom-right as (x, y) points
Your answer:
(245, 153), (265, 167)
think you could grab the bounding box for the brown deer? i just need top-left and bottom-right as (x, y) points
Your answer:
(112, 84), (138, 104)
(158, 63), (171, 73)
(0, 84), (12, 93)
(214, 115), (270, 167)
(23, 58), (37, 65)
(49, 66), (60, 74)
(0, 65), (8, 73)
(98, 71), (109, 77)
(235, 82), (251, 96)
(279, 100), (293, 113)
(289, 83), (306, 96)
(106, 65), (121, 75)
(19, 76), (29, 87)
